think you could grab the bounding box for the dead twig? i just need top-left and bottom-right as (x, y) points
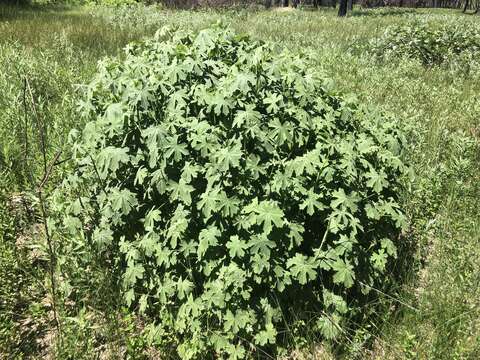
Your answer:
(25, 74), (62, 340)
(36, 150), (62, 338)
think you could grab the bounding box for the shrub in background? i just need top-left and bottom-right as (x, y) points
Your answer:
(89, 2), (166, 30)
(368, 18), (480, 67)
(53, 25), (408, 358)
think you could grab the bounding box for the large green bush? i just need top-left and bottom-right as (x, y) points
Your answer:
(54, 25), (408, 358)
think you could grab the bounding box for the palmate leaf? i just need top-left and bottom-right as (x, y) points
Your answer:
(287, 222), (304, 248)
(268, 118), (293, 146)
(365, 203), (381, 220)
(92, 227), (113, 247)
(96, 146), (130, 178)
(215, 142), (242, 171)
(119, 238), (138, 262)
(229, 69), (256, 94)
(317, 314), (341, 340)
(165, 205), (189, 248)
(248, 234), (276, 258)
(217, 192), (240, 217)
(286, 254), (317, 285)
(180, 240), (196, 256)
(110, 188), (138, 216)
(330, 188), (359, 212)
(189, 122), (218, 157)
(252, 253), (270, 275)
(323, 290), (348, 315)
(226, 344), (245, 360)
(197, 187), (221, 220)
(210, 334), (230, 356)
(365, 168), (389, 193)
(233, 105), (261, 128)
(377, 198), (407, 229)
(63, 216), (82, 233)
(168, 179), (194, 205)
(254, 323), (277, 346)
(183, 56), (203, 75)
(285, 152), (318, 177)
(181, 162), (200, 183)
(299, 190), (325, 216)
(66, 197), (82, 216)
(331, 259), (355, 288)
(151, 167), (168, 195)
(370, 249), (388, 271)
(144, 208), (161, 231)
(165, 59), (187, 84)
(381, 238), (397, 258)
(139, 232), (160, 256)
(139, 294), (149, 314)
(155, 247), (174, 267)
(142, 125), (167, 168)
(177, 277), (194, 300)
(135, 166), (148, 186)
(168, 89), (187, 111)
(197, 225), (220, 259)
(245, 155), (265, 180)
(103, 103), (125, 136)
(210, 92), (234, 116)
(263, 92), (283, 113)
(223, 309), (253, 334)
(328, 207), (354, 234)
(243, 199), (285, 234)
(356, 133), (377, 154)
(157, 278), (177, 304)
(193, 28), (215, 53)
(226, 235), (248, 259)
(269, 171), (293, 193)
(165, 135), (189, 162)
(124, 262), (144, 287)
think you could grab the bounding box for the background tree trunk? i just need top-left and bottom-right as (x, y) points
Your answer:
(347, 0), (353, 10)
(338, 0), (347, 15)
(283, 0), (289, 6)
(463, 0), (469, 12)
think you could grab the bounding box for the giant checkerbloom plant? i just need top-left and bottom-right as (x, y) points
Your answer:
(55, 25), (408, 359)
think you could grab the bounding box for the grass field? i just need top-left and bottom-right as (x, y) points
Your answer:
(0, 3), (479, 359)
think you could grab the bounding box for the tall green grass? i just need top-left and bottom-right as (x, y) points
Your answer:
(0, 4), (479, 358)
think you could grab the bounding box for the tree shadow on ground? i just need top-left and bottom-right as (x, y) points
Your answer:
(0, 3), (76, 21)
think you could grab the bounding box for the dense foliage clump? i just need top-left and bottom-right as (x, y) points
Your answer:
(54, 25), (408, 358)
(369, 18), (480, 66)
